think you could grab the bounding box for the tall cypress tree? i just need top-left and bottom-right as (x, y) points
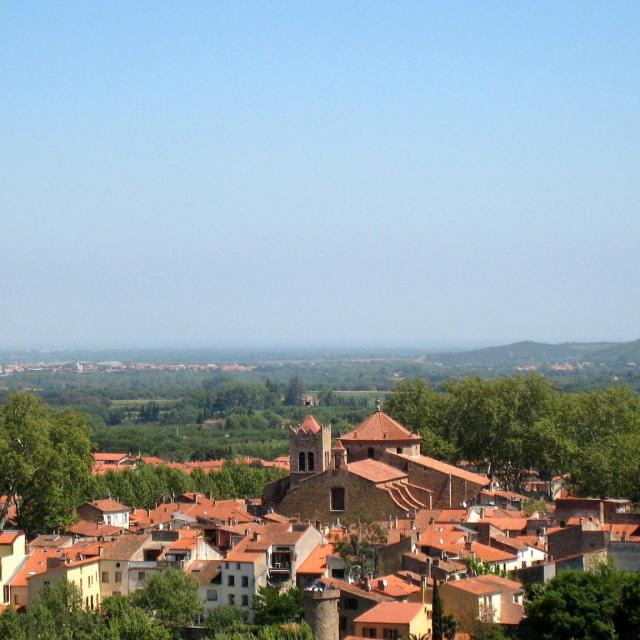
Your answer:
(432, 579), (443, 640)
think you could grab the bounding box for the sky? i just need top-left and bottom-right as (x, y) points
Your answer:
(1, 2), (639, 350)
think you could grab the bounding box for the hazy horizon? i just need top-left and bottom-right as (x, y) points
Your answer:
(3, 3), (639, 349)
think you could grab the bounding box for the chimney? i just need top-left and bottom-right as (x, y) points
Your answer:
(420, 574), (429, 604)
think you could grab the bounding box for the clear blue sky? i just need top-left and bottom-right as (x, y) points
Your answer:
(2, 2), (639, 349)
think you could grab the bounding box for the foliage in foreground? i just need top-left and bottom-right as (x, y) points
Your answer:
(385, 376), (640, 498)
(519, 564), (640, 640)
(0, 573), (309, 640)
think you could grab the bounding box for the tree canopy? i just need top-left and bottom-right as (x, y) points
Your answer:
(0, 393), (93, 535)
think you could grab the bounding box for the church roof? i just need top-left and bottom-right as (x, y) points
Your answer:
(339, 411), (421, 442)
(347, 459), (407, 484)
(296, 415), (322, 434)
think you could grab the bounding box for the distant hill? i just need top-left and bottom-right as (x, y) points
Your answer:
(428, 340), (624, 368)
(582, 339), (640, 367)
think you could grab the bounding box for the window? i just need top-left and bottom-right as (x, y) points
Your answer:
(308, 452), (314, 471)
(396, 447), (403, 454)
(332, 568), (345, 579)
(364, 628), (377, 638)
(228, 594), (235, 605)
(112, 591), (121, 597)
(340, 617), (347, 632)
(115, 572), (122, 583)
(367, 447), (375, 459)
(207, 589), (218, 601)
(299, 452), (306, 472)
(241, 595), (249, 606)
(241, 576), (249, 588)
(138, 572), (145, 581)
(228, 575), (235, 586)
(383, 630), (398, 640)
(236, 563), (241, 570)
(330, 487), (345, 511)
(344, 597), (358, 610)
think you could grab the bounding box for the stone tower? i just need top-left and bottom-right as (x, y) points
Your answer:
(303, 585), (340, 640)
(289, 415), (331, 487)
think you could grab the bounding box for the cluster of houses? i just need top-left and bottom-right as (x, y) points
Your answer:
(2, 408), (640, 639)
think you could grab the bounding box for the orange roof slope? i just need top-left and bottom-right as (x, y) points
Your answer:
(339, 411), (421, 442)
(0, 531), (22, 545)
(370, 575), (421, 598)
(354, 601), (424, 624)
(397, 453), (490, 486)
(297, 415), (322, 433)
(87, 498), (130, 512)
(347, 459), (407, 484)
(297, 543), (335, 575)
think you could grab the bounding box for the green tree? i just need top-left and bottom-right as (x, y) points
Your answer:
(0, 607), (27, 640)
(204, 604), (246, 635)
(432, 580), (443, 640)
(615, 573), (640, 639)
(335, 516), (387, 582)
(384, 378), (457, 459)
(442, 614), (456, 640)
(253, 587), (304, 625)
(131, 568), (203, 630)
(522, 497), (547, 517)
(24, 579), (99, 640)
(284, 377), (305, 406)
(520, 566), (622, 640)
(0, 394), (93, 535)
(101, 595), (171, 640)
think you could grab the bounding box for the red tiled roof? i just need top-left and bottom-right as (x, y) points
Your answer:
(0, 531), (22, 545)
(297, 543), (334, 575)
(298, 415), (322, 434)
(225, 550), (265, 563)
(468, 542), (517, 563)
(93, 453), (130, 462)
(369, 574), (421, 598)
(339, 411), (421, 442)
(320, 577), (391, 602)
(473, 518), (528, 531)
(86, 498), (130, 513)
(354, 601), (424, 624)
(65, 521), (124, 537)
(397, 454), (490, 486)
(348, 459), (407, 484)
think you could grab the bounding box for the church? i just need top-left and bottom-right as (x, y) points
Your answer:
(262, 407), (489, 524)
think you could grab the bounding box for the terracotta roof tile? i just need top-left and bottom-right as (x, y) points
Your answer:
(320, 577), (391, 602)
(297, 543), (334, 575)
(347, 459), (407, 484)
(298, 415), (322, 434)
(86, 498), (130, 513)
(397, 454), (490, 486)
(0, 531), (22, 545)
(339, 411), (421, 442)
(369, 574), (421, 598)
